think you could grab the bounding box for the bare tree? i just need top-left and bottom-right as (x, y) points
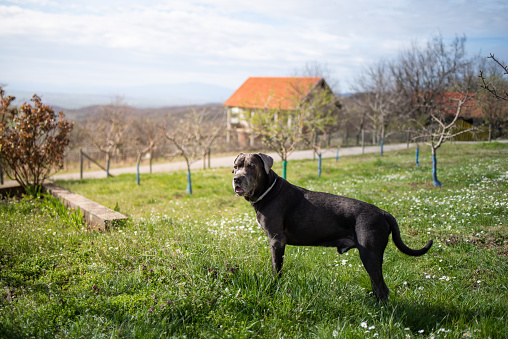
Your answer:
(342, 95), (369, 149)
(83, 98), (132, 177)
(251, 106), (302, 179)
(163, 108), (224, 193)
(301, 88), (342, 176)
(130, 117), (164, 185)
(353, 59), (401, 153)
(164, 113), (201, 194)
(478, 54), (508, 140)
(391, 34), (475, 186)
(191, 108), (224, 169)
(479, 54), (508, 101)
(410, 93), (476, 186)
(293, 61), (340, 92)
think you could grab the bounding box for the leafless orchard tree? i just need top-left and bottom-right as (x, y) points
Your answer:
(300, 87), (342, 176)
(353, 59), (402, 153)
(342, 95), (369, 149)
(391, 34), (477, 186)
(294, 61), (344, 146)
(478, 54), (508, 140)
(164, 122), (199, 194)
(479, 54), (508, 101)
(164, 108), (222, 194)
(251, 104), (303, 179)
(191, 108), (224, 169)
(83, 98), (133, 177)
(129, 117), (164, 185)
(293, 61), (340, 92)
(411, 93), (476, 185)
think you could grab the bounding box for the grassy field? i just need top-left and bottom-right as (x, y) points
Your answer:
(1, 143), (507, 338)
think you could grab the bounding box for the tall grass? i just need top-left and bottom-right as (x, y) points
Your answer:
(1, 143), (507, 338)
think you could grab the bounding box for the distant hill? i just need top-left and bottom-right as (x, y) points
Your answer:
(6, 82), (234, 109)
(59, 103), (225, 123)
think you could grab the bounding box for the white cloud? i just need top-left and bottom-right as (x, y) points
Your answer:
(1, 0), (507, 97)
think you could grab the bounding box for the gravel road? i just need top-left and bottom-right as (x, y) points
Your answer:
(48, 143), (414, 181)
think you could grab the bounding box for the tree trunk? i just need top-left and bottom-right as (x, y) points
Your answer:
(80, 149), (84, 180)
(136, 155), (142, 186)
(186, 167), (193, 194)
(318, 153), (322, 177)
(431, 147), (442, 187)
(106, 153), (111, 178)
(361, 129), (365, 154)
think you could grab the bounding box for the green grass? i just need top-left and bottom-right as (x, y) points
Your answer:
(1, 143), (507, 338)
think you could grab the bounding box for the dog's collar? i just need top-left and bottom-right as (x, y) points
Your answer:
(250, 178), (277, 205)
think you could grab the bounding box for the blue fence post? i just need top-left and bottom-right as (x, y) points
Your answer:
(415, 147), (420, 167)
(336, 149), (339, 162)
(282, 161), (287, 180)
(380, 141), (384, 156)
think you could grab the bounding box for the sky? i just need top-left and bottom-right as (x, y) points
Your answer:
(1, 0), (507, 107)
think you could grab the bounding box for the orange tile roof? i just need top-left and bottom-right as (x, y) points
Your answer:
(223, 77), (323, 110)
(435, 92), (482, 118)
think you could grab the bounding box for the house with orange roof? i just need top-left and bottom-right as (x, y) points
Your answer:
(223, 77), (335, 146)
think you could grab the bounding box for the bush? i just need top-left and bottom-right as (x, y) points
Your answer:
(0, 87), (73, 190)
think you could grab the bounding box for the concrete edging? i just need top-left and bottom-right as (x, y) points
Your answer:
(1, 181), (128, 231)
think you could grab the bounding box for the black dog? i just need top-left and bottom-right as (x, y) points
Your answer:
(232, 153), (432, 300)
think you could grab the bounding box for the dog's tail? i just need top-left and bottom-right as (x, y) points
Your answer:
(386, 213), (433, 256)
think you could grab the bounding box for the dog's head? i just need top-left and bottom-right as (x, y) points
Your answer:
(232, 153), (273, 200)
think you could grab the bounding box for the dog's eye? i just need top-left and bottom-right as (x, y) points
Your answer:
(247, 163), (255, 169)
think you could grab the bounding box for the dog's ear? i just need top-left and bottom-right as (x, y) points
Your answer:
(257, 153), (273, 174)
(232, 153), (244, 173)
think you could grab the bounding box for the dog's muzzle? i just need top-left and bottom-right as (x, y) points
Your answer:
(233, 176), (248, 196)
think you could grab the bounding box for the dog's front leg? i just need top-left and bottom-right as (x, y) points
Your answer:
(269, 236), (286, 277)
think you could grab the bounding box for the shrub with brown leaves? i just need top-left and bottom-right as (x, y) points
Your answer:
(0, 87), (73, 191)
